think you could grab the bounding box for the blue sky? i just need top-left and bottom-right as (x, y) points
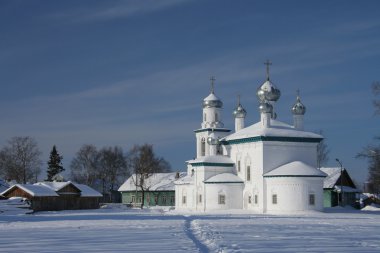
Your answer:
(0, 0), (379, 185)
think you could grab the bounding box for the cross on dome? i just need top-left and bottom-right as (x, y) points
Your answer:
(210, 76), (216, 94)
(264, 59), (272, 80)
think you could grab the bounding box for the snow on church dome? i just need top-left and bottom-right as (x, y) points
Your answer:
(203, 93), (223, 108)
(292, 95), (306, 115)
(207, 132), (219, 145)
(233, 104), (247, 118)
(259, 101), (273, 114)
(256, 79), (281, 102)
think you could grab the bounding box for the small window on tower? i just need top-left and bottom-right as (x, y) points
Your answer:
(204, 113), (206, 121)
(182, 196), (187, 205)
(248, 195), (252, 204)
(199, 194), (202, 203)
(272, 194), (277, 204)
(238, 161), (241, 172)
(246, 166), (251, 181)
(254, 194), (258, 204)
(201, 138), (206, 156)
(215, 113), (218, 122)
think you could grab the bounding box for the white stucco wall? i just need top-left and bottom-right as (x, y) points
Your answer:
(264, 177), (324, 213)
(204, 183), (243, 210)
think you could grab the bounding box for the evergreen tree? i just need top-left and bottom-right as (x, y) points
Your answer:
(46, 145), (64, 181)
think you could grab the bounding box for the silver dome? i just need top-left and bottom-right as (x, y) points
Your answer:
(292, 96), (306, 115)
(256, 80), (281, 102)
(203, 93), (223, 108)
(233, 104), (247, 118)
(207, 132), (219, 145)
(259, 102), (273, 114)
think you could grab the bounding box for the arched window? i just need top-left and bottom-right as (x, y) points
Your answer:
(204, 113), (207, 121)
(216, 144), (223, 155)
(246, 165), (251, 181)
(201, 138), (206, 156)
(215, 112), (218, 122)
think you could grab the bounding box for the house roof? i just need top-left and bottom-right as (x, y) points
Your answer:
(73, 183), (103, 197)
(264, 161), (327, 178)
(34, 181), (77, 192)
(118, 172), (186, 192)
(1, 184), (59, 197)
(204, 173), (244, 183)
(224, 119), (322, 142)
(319, 167), (342, 188)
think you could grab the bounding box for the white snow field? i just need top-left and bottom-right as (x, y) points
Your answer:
(0, 204), (380, 253)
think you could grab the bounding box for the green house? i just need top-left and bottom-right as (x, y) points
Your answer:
(118, 172), (186, 207)
(320, 167), (360, 207)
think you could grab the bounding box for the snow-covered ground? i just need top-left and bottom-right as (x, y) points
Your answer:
(0, 203), (380, 253)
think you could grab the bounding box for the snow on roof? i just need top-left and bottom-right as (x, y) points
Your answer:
(1, 184), (59, 197)
(187, 155), (234, 164)
(73, 183), (102, 197)
(34, 181), (73, 191)
(264, 161), (327, 177)
(118, 172), (186, 192)
(204, 173), (243, 183)
(174, 174), (193, 185)
(0, 179), (9, 194)
(224, 119), (322, 141)
(319, 167), (342, 188)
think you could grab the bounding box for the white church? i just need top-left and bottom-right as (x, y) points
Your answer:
(175, 63), (327, 214)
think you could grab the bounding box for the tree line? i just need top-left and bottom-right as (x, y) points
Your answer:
(0, 140), (171, 200)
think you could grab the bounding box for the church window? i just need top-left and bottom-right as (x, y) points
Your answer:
(182, 196), (187, 205)
(215, 112), (218, 122)
(162, 195), (167, 205)
(204, 113), (206, 121)
(201, 138), (206, 156)
(131, 195), (136, 203)
(217, 144), (223, 155)
(246, 166), (251, 181)
(218, 194), (226, 205)
(254, 195), (258, 204)
(272, 194), (277, 204)
(199, 194), (202, 203)
(309, 194), (315, 205)
(248, 195), (252, 204)
(238, 161), (241, 172)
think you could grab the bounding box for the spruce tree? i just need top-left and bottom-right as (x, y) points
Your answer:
(46, 145), (64, 181)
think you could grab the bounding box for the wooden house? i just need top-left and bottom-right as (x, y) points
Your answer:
(118, 172), (186, 207)
(1, 181), (102, 211)
(320, 167), (360, 207)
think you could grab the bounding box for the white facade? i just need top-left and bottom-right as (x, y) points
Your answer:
(175, 73), (327, 214)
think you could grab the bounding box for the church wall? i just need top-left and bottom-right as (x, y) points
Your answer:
(262, 142), (318, 174)
(265, 177), (324, 213)
(204, 183), (243, 210)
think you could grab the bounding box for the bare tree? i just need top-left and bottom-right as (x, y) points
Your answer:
(98, 146), (129, 201)
(70, 144), (99, 188)
(127, 144), (171, 208)
(317, 130), (330, 168)
(0, 136), (42, 183)
(373, 81), (380, 115)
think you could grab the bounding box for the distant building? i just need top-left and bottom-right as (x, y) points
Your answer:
(1, 181), (102, 211)
(320, 167), (360, 207)
(118, 172), (186, 207)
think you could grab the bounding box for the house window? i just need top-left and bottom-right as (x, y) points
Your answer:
(154, 195), (158, 204)
(309, 194), (315, 206)
(162, 195), (167, 205)
(218, 194), (226, 205)
(146, 194), (150, 204)
(248, 195), (252, 204)
(182, 196), (187, 204)
(199, 194), (202, 203)
(246, 166), (251, 181)
(238, 161), (241, 172)
(254, 195), (258, 204)
(138, 196), (142, 203)
(131, 195), (136, 203)
(272, 194), (277, 204)
(170, 196), (175, 205)
(201, 138), (206, 156)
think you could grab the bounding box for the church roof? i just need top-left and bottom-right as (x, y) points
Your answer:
(187, 155), (235, 167)
(263, 161), (326, 178)
(204, 173), (244, 184)
(224, 119), (322, 142)
(118, 172), (186, 192)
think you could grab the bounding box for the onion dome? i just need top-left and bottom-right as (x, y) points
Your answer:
(203, 93), (223, 108)
(259, 101), (273, 114)
(207, 132), (219, 145)
(233, 96), (247, 118)
(256, 80), (281, 102)
(292, 94), (306, 115)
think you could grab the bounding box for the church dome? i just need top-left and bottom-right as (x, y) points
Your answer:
(203, 93), (223, 108)
(292, 95), (306, 115)
(233, 104), (247, 118)
(207, 132), (219, 145)
(256, 80), (281, 102)
(259, 101), (273, 114)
